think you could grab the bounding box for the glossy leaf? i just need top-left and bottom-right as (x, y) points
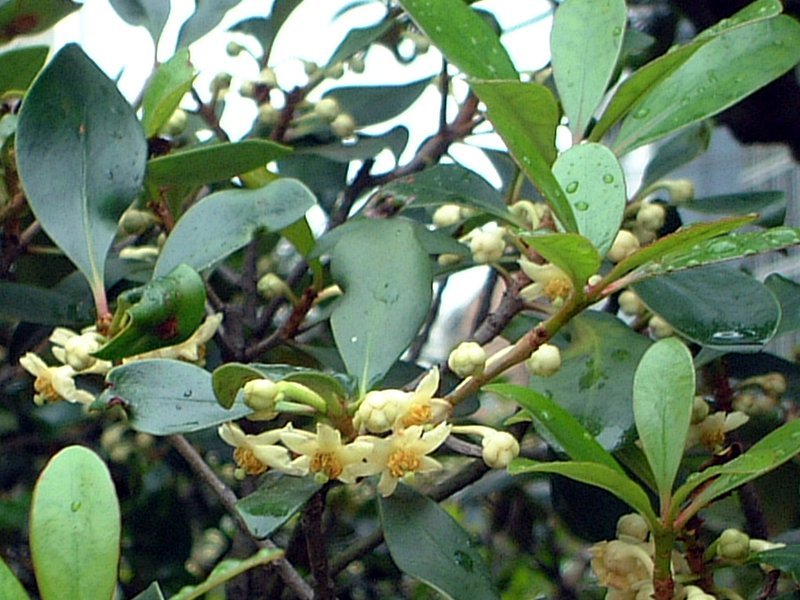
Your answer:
(176, 0), (241, 49)
(141, 48), (196, 138)
(613, 16), (800, 155)
(155, 179), (315, 276)
(30, 446), (120, 600)
(130, 582), (165, 600)
(0, 0), (79, 42)
(633, 337), (694, 501)
(750, 545), (800, 578)
(509, 459), (658, 527)
(329, 219), (432, 390)
(550, 0), (627, 139)
(470, 80), (576, 232)
(108, 0), (170, 47)
(635, 265), (780, 352)
(678, 191), (785, 228)
(323, 78), (430, 127)
(380, 484), (499, 600)
(236, 474), (322, 538)
(326, 17), (394, 66)
(0, 46), (47, 95)
(534, 312), (652, 451)
(398, 0), (517, 80)
(520, 232), (601, 289)
(304, 126), (409, 163)
(765, 274), (800, 337)
(0, 555), (28, 600)
(551, 143), (626, 256)
(486, 383), (623, 473)
(172, 548), (284, 600)
(0, 282), (93, 326)
(94, 359), (251, 434)
(640, 121), (712, 189)
(16, 44), (147, 297)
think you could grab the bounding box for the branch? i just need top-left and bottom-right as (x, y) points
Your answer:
(302, 486), (336, 600)
(191, 88), (230, 142)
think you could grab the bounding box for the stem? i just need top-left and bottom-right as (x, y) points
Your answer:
(278, 381), (329, 414)
(652, 524), (675, 600)
(302, 486), (336, 600)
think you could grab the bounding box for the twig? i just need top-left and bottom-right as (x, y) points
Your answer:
(302, 486), (336, 600)
(408, 279), (447, 362)
(191, 88), (230, 142)
(471, 269), (498, 336)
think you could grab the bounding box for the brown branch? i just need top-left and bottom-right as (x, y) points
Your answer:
(302, 486), (336, 600)
(191, 88), (230, 142)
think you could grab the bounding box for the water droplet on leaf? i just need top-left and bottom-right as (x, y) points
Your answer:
(454, 550), (474, 572)
(602, 173), (614, 184)
(565, 181), (579, 193)
(633, 108), (650, 119)
(70, 501), (82, 512)
(575, 201), (589, 211)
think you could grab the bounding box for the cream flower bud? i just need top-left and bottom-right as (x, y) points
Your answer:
(63, 333), (104, 372)
(607, 229), (640, 263)
(326, 62), (345, 79)
(662, 179), (694, 203)
(481, 430), (520, 468)
(357, 389), (407, 433)
(226, 41), (244, 56)
(239, 80), (257, 98)
(684, 585), (715, 600)
(526, 344), (561, 377)
(469, 227), (506, 263)
(331, 113), (356, 138)
(243, 379), (281, 414)
(447, 342), (486, 378)
(258, 67), (278, 87)
(648, 315), (674, 339)
(437, 253), (463, 266)
(619, 290), (646, 316)
(616, 513), (649, 543)
(258, 104), (280, 126)
(164, 108), (187, 136)
(691, 396), (710, 424)
(636, 202), (666, 232)
(314, 98), (340, 121)
(257, 273), (288, 299)
(432, 204), (462, 228)
(119, 208), (156, 236)
(717, 528), (750, 560)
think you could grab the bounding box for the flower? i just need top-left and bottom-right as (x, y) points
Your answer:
(636, 202), (666, 232)
(518, 258), (573, 305)
(616, 514), (649, 544)
(124, 313), (222, 365)
(590, 539), (654, 595)
(607, 230), (640, 263)
(618, 290), (646, 317)
(49, 327), (111, 374)
(447, 342), (486, 378)
(451, 424), (519, 468)
(685, 410), (749, 451)
(526, 344), (562, 377)
(468, 226), (506, 263)
(716, 528), (750, 560)
(218, 422), (303, 479)
(242, 378), (281, 420)
(280, 423), (379, 483)
(19, 353), (95, 405)
(432, 204), (462, 228)
(648, 315), (674, 339)
(355, 388), (407, 433)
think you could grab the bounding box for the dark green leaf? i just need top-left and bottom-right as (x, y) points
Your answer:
(94, 359), (251, 434)
(0, 555), (28, 600)
(634, 265), (780, 352)
(229, 0), (303, 59)
(0, 46), (47, 95)
(130, 582), (165, 600)
(330, 219), (432, 390)
(236, 473), (322, 538)
(551, 143), (626, 256)
(176, 0), (241, 49)
(0, 0), (79, 42)
(678, 192), (785, 228)
(520, 232), (601, 289)
(141, 49), (196, 138)
(550, 0), (627, 138)
(326, 17), (394, 66)
(323, 78), (430, 127)
(30, 446), (120, 600)
(0, 282), (93, 325)
(398, 0), (517, 79)
(633, 337), (694, 500)
(486, 383), (623, 473)
(147, 140), (291, 185)
(380, 484), (499, 600)
(108, 0), (170, 47)
(750, 545), (800, 578)
(303, 126), (408, 163)
(277, 153), (346, 212)
(155, 178), (315, 276)
(765, 274), (800, 338)
(640, 121), (712, 188)
(172, 548), (284, 599)
(17, 44), (147, 296)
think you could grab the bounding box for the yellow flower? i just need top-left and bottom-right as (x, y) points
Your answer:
(218, 422), (303, 479)
(685, 411), (749, 451)
(19, 353), (95, 405)
(124, 313), (222, 365)
(518, 258), (573, 305)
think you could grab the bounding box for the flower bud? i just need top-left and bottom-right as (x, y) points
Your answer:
(210, 72), (232, 94)
(239, 80), (257, 98)
(314, 98), (340, 122)
(226, 41), (244, 56)
(357, 389), (407, 433)
(432, 204), (462, 228)
(242, 379), (281, 414)
(481, 430), (520, 468)
(63, 332), (104, 372)
(616, 513), (649, 543)
(691, 396), (710, 424)
(303, 61), (319, 76)
(257, 273), (288, 299)
(258, 67), (278, 87)
(717, 528), (750, 560)
(469, 227), (506, 263)
(648, 315), (674, 339)
(447, 342), (486, 378)
(326, 62), (345, 79)
(636, 202), (666, 232)
(119, 208), (156, 236)
(331, 113), (356, 138)
(258, 104), (280, 127)
(437, 253), (463, 266)
(349, 55), (365, 73)
(684, 585), (715, 600)
(607, 229), (640, 263)
(662, 179), (694, 203)
(164, 108), (187, 136)
(619, 290), (645, 317)
(526, 344), (562, 377)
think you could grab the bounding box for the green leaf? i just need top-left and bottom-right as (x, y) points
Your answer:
(633, 337), (694, 502)
(16, 44), (147, 299)
(147, 140), (291, 186)
(141, 49), (196, 138)
(94, 264), (206, 360)
(470, 80), (576, 232)
(172, 547), (284, 600)
(551, 143), (626, 256)
(108, 0), (170, 48)
(613, 16), (800, 155)
(30, 446), (120, 600)
(94, 359), (252, 434)
(303, 127), (409, 164)
(534, 312), (652, 451)
(0, 282), (93, 325)
(640, 121), (712, 189)
(678, 191), (786, 228)
(550, 0), (627, 139)
(323, 78), (430, 127)
(750, 545), (800, 578)
(236, 473), (322, 539)
(765, 274), (800, 337)
(154, 179), (315, 276)
(380, 484), (499, 600)
(176, 0), (241, 49)
(330, 219), (432, 390)
(520, 232), (600, 289)
(398, 0), (517, 80)
(130, 582), (165, 600)
(0, 555), (28, 600)
(509, 459), (658, 527)
(0, 0), (80, 43)
(326, 17), (394, 66)
(486, 383), (623, 474)
(634, 265), (781, 352)
(229, 0), (303, 59)
(0, 46), (47, 95)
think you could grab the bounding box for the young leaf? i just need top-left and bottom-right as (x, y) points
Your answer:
(16, 44), (147, 302)
(108, 0), (170, 48)
(329, 219), (432, 391)
(236, 473), (322, 539)
(141, 48), (196, 138)
(633, 337), (695, 503)
(380, 484), (499, 600)
(176, 0), (241, 49)
(94, 359), (252, 434)
(550, 0), (627, 139)
(30, 446), (120, 600)
(0, 46), (48, 95)
(398, 0), (517, 80)
(519, 232), (601, 289)
(551, 143), (626, 256)
(171, 548), (284, 600)
(0, 555), (28, 600)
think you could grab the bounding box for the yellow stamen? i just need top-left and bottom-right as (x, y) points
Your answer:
(310, 452), (343, 480)
(233, 447), (268, 476)
(387, 449), (421, 478)
(34, 377), (61, 403)
(545, 278), (572, 302)
(403, 404), (432, 427)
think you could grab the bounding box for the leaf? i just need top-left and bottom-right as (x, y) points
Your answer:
(398, 0), (517, 80)
(154, 179), (315, 277)
(30, 446), (120, 600)
(229, 0), (303, 59)
(130, 582), (165, 600)
(0, 0), (80, 42)
(0, 555), (28, 600)
(329, 219), (432, 390)
(326, 17), (394, 66)
(470, 80), (576, 232)
(633, 337), (694, 502)
(141, 49), (196, 138)
(750, 545), (800, 578)
(633, 265), (781, 352)
(94, 359), (252, 434)
(640, 121), (712, 189)
(172, 548), (283, 600)
(551, 143), (626, 256)
(678, 192), (786, 228)
(323, 78), (431, 127)
(550, 0), (627, 139)
(176, 0), (241, 49)
(534, 312), (652, 451)
(613, 16), (800, 155)
(16, 44), (147, 298)
(520, 232), (601, 289)
(509, 459), (658, 527)
(380, 484), (499, 600)
(108, 0), (170, 47)
(0, 46), (48, 95)
(236, 473), (322, 538)
(486, 383), (623, 474)
(303, 126), (409, 163)
(147, 140), (291, 185)
(0, 282), (93, 326)
(765, 274), (800, 338)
